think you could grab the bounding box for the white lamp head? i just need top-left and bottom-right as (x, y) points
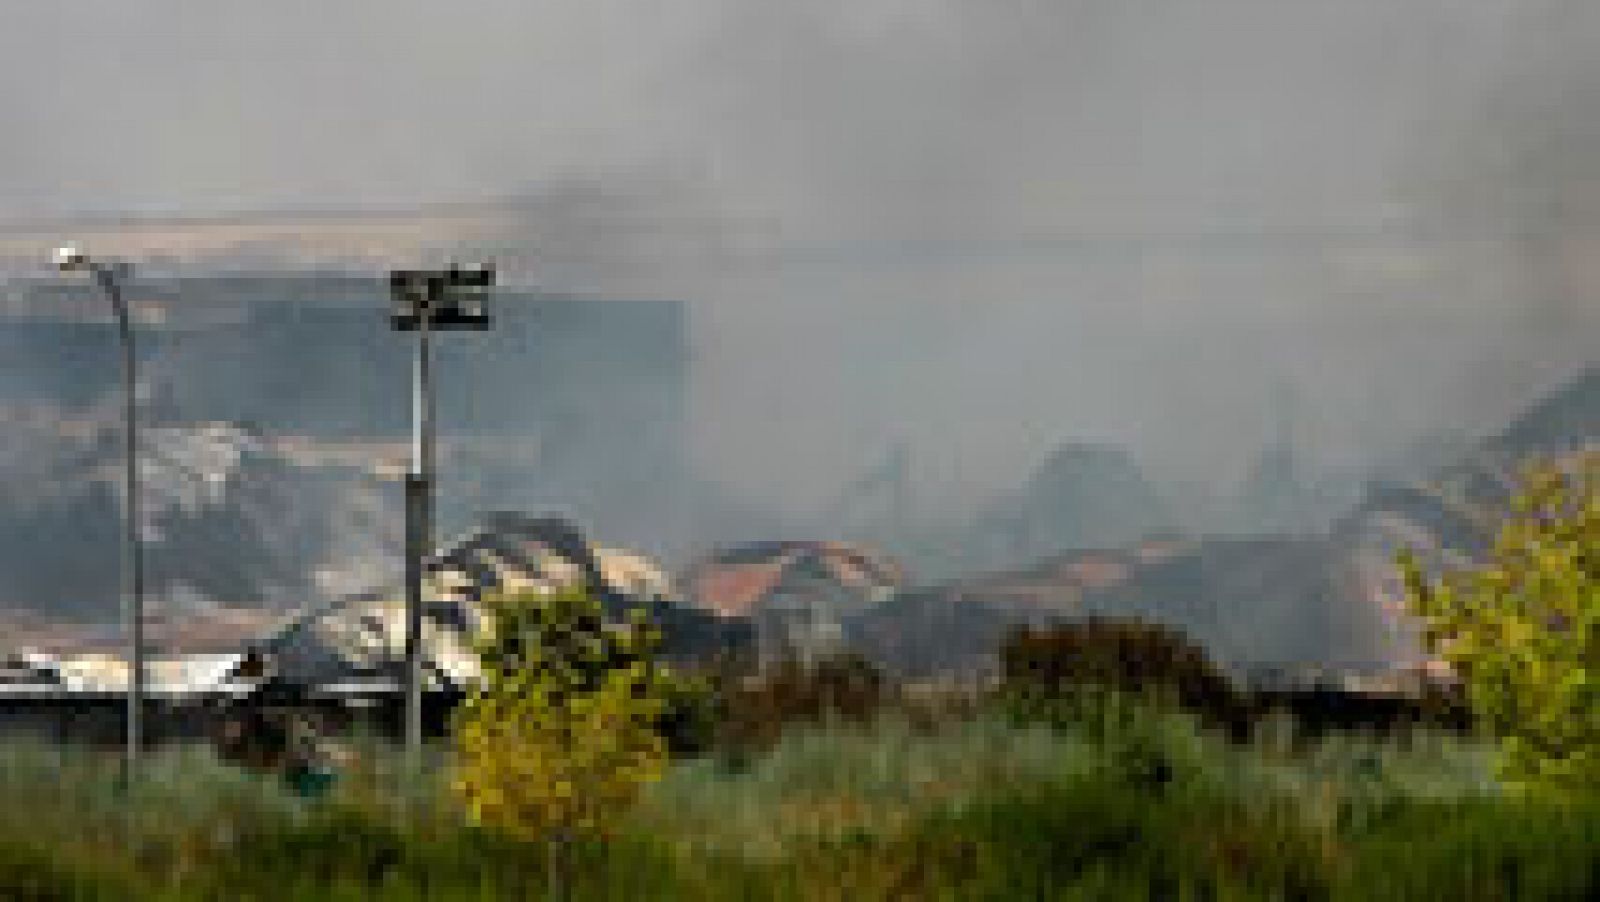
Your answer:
(53, 245), (87, 272)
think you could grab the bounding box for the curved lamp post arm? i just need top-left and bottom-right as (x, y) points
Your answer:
(55, 249), (143, 786)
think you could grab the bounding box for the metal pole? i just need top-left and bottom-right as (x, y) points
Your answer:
(420, 286), (436, 593)
(98, 265), (142, 784)
(404, 287), (435, 768)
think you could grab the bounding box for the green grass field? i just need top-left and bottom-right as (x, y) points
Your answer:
(3, 706), (1595, 900)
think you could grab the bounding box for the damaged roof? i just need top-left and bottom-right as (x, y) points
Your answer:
(684, 541), (904, 617)
(243, 513), (744, 692)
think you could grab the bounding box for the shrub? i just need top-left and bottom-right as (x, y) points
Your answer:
(1400, 454), (1600, 796)
(713, 652), (888, 760)
(1000, 618), (1252, 737)
(451, 586), (677, 843)
(654, 667), (721, 759)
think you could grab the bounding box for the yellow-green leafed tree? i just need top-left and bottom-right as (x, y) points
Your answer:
(453, 586), (671, 842)
(1400, 454), (1600, 797)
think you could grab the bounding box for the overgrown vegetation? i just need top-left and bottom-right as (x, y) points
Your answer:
(3, 585), (1595, 898)
(711, 652), (888, 761)
(452, 586), (680, 843)
(6, 707), (1593, 900)
(1401, 453), (1600, 795)
(1001, 617), (1256, 738)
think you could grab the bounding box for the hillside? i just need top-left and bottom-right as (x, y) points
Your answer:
(0, 408), (395, 629)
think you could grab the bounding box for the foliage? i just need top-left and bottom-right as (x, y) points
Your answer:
(712, 652), (887, 761)
(1000, 617), (1253, 737)
(0, 613), (1574, 901)
(1339, 797), (1600, 901)
(1, 708), (1592, 900)
(0, 839), (140, 901)
(450, 585), (676, 842)
(633, 717), (1093, 855)
(653, 666), (721, 759)
(1400, 454), (1600, 796)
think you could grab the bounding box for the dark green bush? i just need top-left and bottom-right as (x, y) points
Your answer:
(713, 652), (888, 760)
(1001, 617), (1254, 737)
(655, 669), (721, 758)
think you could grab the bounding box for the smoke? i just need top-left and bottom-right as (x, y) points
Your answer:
(673, 0), (1600, 521)
(4, 1), (1600, 554)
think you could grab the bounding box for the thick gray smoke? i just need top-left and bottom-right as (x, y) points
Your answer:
(4, 1), (1600, 559)
(677, 2), (1600, 518)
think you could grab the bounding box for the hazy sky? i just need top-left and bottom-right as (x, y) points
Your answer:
(7, 1), (1600, 520)
(0, 2), (1534, 224)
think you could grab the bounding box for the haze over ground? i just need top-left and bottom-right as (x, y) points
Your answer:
(5, 1), (1600, 531)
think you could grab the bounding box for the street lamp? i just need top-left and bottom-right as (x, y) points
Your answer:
(389, 265), (493, 767)
(54, 245), (144, 784)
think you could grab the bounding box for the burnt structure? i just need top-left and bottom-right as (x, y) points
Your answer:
(0, 274), (691, 619)
(5, 274), (687, 475)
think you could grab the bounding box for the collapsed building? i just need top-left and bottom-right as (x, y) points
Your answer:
(1, 513), (751, 741)
(0, 650), (62, 689)
(1332, 363), (1600, 674)
(849, 536), (1397, 685)
(675, 531), (1403, 687)
(683, 541), (903, 664)
(0, 272), (697, 627)
(238, 513), (749, 700)
(952, 441), (1175, 577)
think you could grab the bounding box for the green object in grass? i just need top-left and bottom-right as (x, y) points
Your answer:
(285, 765), (336, 799)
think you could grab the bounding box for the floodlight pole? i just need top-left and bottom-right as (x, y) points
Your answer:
(390, 266), (492, 771)
(405, 294), (434, 769)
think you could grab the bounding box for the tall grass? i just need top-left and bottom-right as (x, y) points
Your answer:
(633, 716), (1094, 855)
(0, 706), (1591, 900)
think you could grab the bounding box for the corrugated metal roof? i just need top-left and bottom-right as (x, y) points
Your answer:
(14, 652), (247, 694)
(244, 515), (693, 691)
